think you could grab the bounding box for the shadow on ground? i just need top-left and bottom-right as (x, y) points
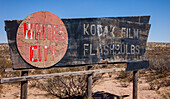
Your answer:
(93, 91), (129, 99)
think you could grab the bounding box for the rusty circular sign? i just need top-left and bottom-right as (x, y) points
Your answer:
(16, 11), (68, 68)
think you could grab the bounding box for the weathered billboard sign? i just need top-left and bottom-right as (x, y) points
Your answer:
(5, 11), (151, 69)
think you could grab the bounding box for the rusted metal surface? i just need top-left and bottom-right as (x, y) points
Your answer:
(5, 15), (151, 69)
(16, 11), (68, 68)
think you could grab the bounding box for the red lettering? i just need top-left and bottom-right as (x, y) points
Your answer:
(35, 24), (38, 40)
(30, 45), (57, 62)
(24, 23), (35, 39)
(35, 24), (42, 40)
(30, 46), (38, 62)
(58, 31), (65, 41)
(43, 46), (49, 61)
(43, 24), (45, 40)
(47, 25), (52, 40)
(38, 45), (41, 62)
(50, 46), (56, 61)
(23, 23), (65, 41)
(24, 23), (30, 39)
(53, 26), (65, 41)
(52, 26), (57, 40)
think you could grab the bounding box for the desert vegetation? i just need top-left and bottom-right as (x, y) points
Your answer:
(0, 42), (169, 99)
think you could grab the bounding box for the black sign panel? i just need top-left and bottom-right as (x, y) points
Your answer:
(5, 16), (150, 69)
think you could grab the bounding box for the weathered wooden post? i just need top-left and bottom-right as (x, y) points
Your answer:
(133, 71), (138, 99)
(86, 66), (92, 99)
(20, 71), (28, 99)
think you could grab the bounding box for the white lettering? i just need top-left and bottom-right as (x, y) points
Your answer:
(84, 24), (89, 35)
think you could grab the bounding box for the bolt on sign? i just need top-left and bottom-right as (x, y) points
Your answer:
(5, 11), (151, 69)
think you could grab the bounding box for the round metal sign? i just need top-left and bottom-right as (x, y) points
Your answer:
(16, 11), (68, 68)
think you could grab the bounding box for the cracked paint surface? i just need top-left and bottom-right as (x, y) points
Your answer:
(16, 11), (68, 68)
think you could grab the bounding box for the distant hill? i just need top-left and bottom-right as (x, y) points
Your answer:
(146, 42), (170, 57)
(146, 42), (170, 54)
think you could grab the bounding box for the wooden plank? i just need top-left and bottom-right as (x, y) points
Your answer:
(20, 71), (28, 99)
(4, 62), (124, 72)
(0, 68), (124, 84)
(86, 66), (92, 99)
(133, 71), (138, 99)
(5, 16), (151, 70)
(5, 68), (36, 72)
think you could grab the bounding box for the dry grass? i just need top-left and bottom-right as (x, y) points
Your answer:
(0, 43), (169, 98)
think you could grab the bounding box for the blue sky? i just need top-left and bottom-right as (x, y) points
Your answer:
(0, 0), (170, 43)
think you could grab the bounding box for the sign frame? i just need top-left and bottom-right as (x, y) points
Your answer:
(5, 15), (151, 70)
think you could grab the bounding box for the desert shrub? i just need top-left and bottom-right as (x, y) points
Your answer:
(0, 59), (20, 77)
(145, 71), (170, 90)
(36, 75), (87, 99)
(36, 74), (103, 98)
(0, 59), (20, 78)
(144, 65), (169, 90)
(33, 66), (104, 99)
(144, 43), (170, 90)
(116, 71), (133, 82)
(145, 55), (170, 90)
(0, 45), (20, 78)
(115, 71), (133, 87)
(145, 43), (170, 74)
(148, 55), (170, 74)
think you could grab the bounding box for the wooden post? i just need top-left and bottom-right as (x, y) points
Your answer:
(133, 71), (138, 99)
(86, 66), (92, 99)
(20, 71), (28, 99)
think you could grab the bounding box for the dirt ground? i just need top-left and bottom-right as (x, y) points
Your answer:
(92, 74), (165, 99)
(0, 73), (169, 99)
